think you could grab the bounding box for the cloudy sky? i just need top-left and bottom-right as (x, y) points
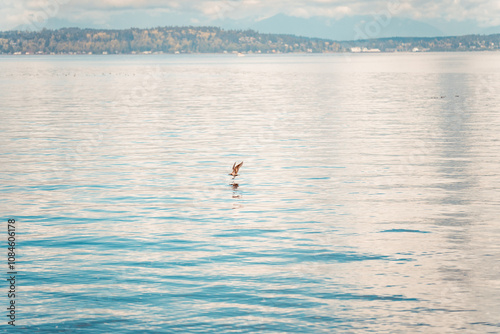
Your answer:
(2, 0), (500, 39)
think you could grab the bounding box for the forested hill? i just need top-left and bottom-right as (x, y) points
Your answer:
(0, 27), (340, 54)
(1, 26), (499, 55)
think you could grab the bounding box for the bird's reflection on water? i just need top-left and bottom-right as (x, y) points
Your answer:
(230, 182), (241, 199)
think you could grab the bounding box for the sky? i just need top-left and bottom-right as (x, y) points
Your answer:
(1, 0), (500, 39)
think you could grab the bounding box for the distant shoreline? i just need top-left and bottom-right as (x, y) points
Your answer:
(1, 26), (499, 55)
(2, 50), (500, 56)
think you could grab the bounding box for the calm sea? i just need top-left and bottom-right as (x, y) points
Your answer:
(1, 53), (500, 333)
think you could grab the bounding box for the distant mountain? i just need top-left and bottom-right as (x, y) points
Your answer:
(14, 11), (200, 31)
(246, 14), (444, 41)
(481, 25), (500, 35)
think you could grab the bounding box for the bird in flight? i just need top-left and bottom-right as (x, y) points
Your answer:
(229, 161), (243, 179)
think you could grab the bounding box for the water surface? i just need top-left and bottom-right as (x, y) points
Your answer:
(1, 53), (500, 333)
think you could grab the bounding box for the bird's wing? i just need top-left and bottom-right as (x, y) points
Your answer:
(234, 161), (243, 174)
(232, 162), (236, 173)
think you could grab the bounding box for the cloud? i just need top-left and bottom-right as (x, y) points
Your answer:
(1, 0), (500, 31)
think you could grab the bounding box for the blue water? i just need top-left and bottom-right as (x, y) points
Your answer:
(1, 53), (500, 333)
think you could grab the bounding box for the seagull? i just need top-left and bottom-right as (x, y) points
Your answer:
(229, 161), (243, 179)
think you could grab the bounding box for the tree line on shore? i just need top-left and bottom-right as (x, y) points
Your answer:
(0, 26), (499, 54)
(0, 27), (340, 54)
